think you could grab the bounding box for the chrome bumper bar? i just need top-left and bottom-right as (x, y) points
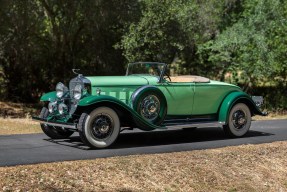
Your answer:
(32, 116), (77, 130)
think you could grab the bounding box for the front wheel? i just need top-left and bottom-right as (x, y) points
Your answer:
(39, 107), (74, 139)
(223, 103), (251, 137)
(78, 107), (120, 149)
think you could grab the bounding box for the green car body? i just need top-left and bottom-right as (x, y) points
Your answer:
(33, 62), (266, 148)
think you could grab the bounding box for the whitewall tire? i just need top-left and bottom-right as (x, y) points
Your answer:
(78, 107), (120, 148)
(223, 103), (251, 137)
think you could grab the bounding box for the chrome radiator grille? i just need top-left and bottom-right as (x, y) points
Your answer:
(68, 75), (91, 115)
(69, 78), (83, 98)
(69, 77), (83, 115)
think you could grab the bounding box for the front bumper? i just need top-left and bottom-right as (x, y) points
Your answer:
(32, 116), (77, 130)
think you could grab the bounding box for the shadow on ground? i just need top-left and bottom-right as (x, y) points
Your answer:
(45, 127), (273, 150)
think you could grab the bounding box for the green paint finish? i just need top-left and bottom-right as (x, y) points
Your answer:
(86, 76), (158, 86)
(158, 83), (194, 115)
(40, 91), (57, 102)
(86, 75), (160, 105)
(218, 91), (263, 123)
(84, 75), (245, 117)
(192, 81), (241, 115)
(78, 95), (165, 131)
(91, 86), (138, 105)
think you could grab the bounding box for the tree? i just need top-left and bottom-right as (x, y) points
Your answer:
(118, 0), (241, 76)
(0, 0), (139, 102)
(198, 0), (287, 89)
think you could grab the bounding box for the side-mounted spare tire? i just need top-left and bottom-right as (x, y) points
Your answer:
(132, 86), (167, 125)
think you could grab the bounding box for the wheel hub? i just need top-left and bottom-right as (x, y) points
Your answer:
(148, 103), (157, 113)
(232, 110), (247, 129)
(98, 122), (110, 134)
(140, 95), (160, 121)
(238, 117), (246, 125)
(91, 114), (114, 140)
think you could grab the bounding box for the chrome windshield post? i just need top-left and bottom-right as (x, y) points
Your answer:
(158, 63), (168, 83)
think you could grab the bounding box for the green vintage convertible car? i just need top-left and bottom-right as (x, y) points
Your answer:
(33, 62), (266, 148)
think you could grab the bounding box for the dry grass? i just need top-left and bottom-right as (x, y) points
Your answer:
(0, 101), (41, 135)
(0, 101), (39, 118)
(253, 112), (287, 120)
(0, 141), (287, 191)
(0, 118), (41, 135)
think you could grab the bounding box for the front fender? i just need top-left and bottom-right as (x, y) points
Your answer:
(78, 95), (165, 131)
(40, 91), (57, 102)
(218, 91), (265, 124)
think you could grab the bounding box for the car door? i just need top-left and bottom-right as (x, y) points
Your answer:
(159, 82), (195, 115)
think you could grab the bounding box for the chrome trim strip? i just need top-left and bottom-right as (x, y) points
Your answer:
(32, 117), (77, 130)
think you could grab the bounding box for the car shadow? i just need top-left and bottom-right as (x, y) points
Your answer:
(44, 127), (274, 150)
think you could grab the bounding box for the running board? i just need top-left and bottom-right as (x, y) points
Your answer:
(163, 121), (225, 129)
(33, 116), (225, 131)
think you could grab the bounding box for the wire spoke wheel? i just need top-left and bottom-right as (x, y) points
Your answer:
(133, 87), (167, 126)
(91, 113), (114, 140)
(140, 95), (160, 122)
(78, 107), (120, 149)
(223, 103), (251, 137)
(232, 110), (247, 130)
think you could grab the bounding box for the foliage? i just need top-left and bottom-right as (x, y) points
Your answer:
(0, 0), (139, 101)
(198, 0), (287, 89)
(0, 0), (286, 108)
(118, 0), (224, 75)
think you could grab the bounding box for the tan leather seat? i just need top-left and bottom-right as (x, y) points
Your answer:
(169, 75), (210, 83)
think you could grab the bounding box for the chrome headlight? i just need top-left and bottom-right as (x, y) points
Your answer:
(48, 101), (57, 113)
(56, 82), (68, 98)
(73, 84), (82, 100)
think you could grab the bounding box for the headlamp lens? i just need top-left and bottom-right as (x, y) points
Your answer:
(56, 82), (67, 98)
(73, 84), (82, 100)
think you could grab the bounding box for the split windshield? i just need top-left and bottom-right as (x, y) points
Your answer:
(126, 62), (166, 77)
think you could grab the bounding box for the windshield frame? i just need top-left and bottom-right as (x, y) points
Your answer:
(126, 62), (167, 83)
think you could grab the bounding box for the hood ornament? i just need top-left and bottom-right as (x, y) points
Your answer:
(72, 69), (81, 75)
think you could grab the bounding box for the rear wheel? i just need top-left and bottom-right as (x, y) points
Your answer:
(39, 107), (74, 139)
(223, 103), (251, 137)
(78, 107), (120, 149)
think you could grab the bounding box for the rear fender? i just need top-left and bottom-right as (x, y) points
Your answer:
(218, 91), (265, 124)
